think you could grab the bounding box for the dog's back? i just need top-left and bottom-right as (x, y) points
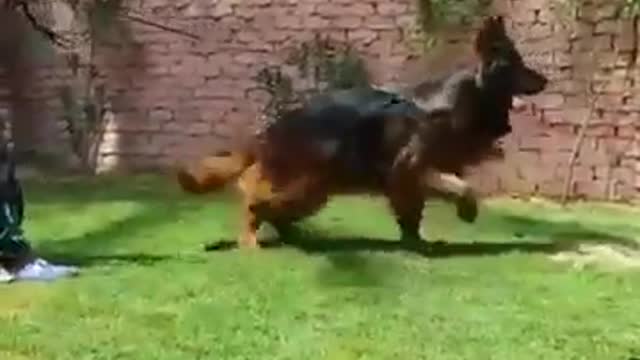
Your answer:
(259, 87), (426, 186)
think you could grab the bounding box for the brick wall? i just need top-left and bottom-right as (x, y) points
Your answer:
(1, 0), (639, 201)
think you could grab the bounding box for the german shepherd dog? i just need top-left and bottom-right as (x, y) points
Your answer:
(177, 16), (548, 249)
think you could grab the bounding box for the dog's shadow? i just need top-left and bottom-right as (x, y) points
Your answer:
(204, 235), (559, 258)
(204, 220), (639, 259)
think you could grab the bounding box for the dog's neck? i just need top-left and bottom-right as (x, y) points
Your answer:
(472, 63), (513, 137)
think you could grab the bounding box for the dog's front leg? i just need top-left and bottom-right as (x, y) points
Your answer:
(420, 171), (478, 223)
(385, 172), (426, 245)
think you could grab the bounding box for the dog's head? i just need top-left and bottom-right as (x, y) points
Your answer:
(474, 15), (547, 96)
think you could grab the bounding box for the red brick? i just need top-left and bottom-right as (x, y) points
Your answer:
(547, 79), (586, 95)
(395, 14), (415, 28)
(532, 93), (564, 110)
(252, 11), (277, 28)
(305, 16), (330, 29)
(212, 3), (233, 17)
(347, 29), (379, 45)
(331, 16), (363, 30)
(508, 5), (536, 23)
(365, 15), (396, 30)
(148, 108), (174, 123)
(315, 4), (347, 16)
(605, 137), (637, 158)
(595, 94), (623, 109)
(584, 124), (616, 137)
(553, 51), (573, 67)
(595, 3), (619, 20)
(275, 16), (304, 29)
(234, 5), (257, 19)
(564, 94), (590, 108)
(594, 20), (620, 35)
(622, 94), (640, 111)
(574, 180), (608, 199)
(594, 77), (629, 93)
(194, 82), (241, 99)
(593, 35), (613, 51)
(519, 0), (550, 10)
(510, 113), (547, 134)
(342, 3), (375, 16)
(264, 30), (291, 43)
(538, 179), (565, 197)
(377, 2), (408, 16)
(145, 65), (171, 76)
(517, 134), (545, 151)
(233, 52), (261, 66)
(236, 30), (263, 45)
(528, 23), (553, 40)
(184, 121), (211, 135)
(499, 171), (539, 195)
(612, 166), (635, 185)
(296, 4), (317, 15)
(572, 34), (596, 52)
(617, 124), (638, 138)
(546, 68), (572, 81)
(539, 132), (575, 153)
(616, 19), (640, 51)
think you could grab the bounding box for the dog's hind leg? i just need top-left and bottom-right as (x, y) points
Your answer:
(237, 163), (278, 249)
(421, 171), (478, 223)
(267, 176), (329, 241)
(241, 200), (262, 249)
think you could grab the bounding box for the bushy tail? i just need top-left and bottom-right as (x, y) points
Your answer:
(177, 151), (253, 194)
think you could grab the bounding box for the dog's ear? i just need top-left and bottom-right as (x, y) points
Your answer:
(474, 15), (507, 61)
(492, 15), (505, 31)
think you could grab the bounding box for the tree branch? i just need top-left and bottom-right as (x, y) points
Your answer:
(15, 0), (70, 48)
(119, 12), (201, 41)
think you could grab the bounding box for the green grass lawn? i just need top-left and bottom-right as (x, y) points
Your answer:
(0, 174), (639, 360)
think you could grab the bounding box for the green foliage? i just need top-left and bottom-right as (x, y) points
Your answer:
(622, 0), (640, 16)
(253, 66), (297, 118)
(555, 0), (640, 19)
(59, 83), (106, 164)
(284, 34), (370, 91)
(85, 0), (133, 45)
(254, 34), (370, 118)
(414, 0), (492, 50)
(416, 0), (492, 32)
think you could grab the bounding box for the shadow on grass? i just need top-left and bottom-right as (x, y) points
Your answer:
(33, 202), (209, 268)
(38, 252), (178, 267)
(204, 212), (640, 288)
(498, 214), (639, 249)
(204, 236), (559, 257)
(204, 212), (639, 258)
(22, 175), (236, 205)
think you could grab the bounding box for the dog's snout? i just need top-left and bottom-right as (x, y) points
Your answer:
(515, 67), (549, 95)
